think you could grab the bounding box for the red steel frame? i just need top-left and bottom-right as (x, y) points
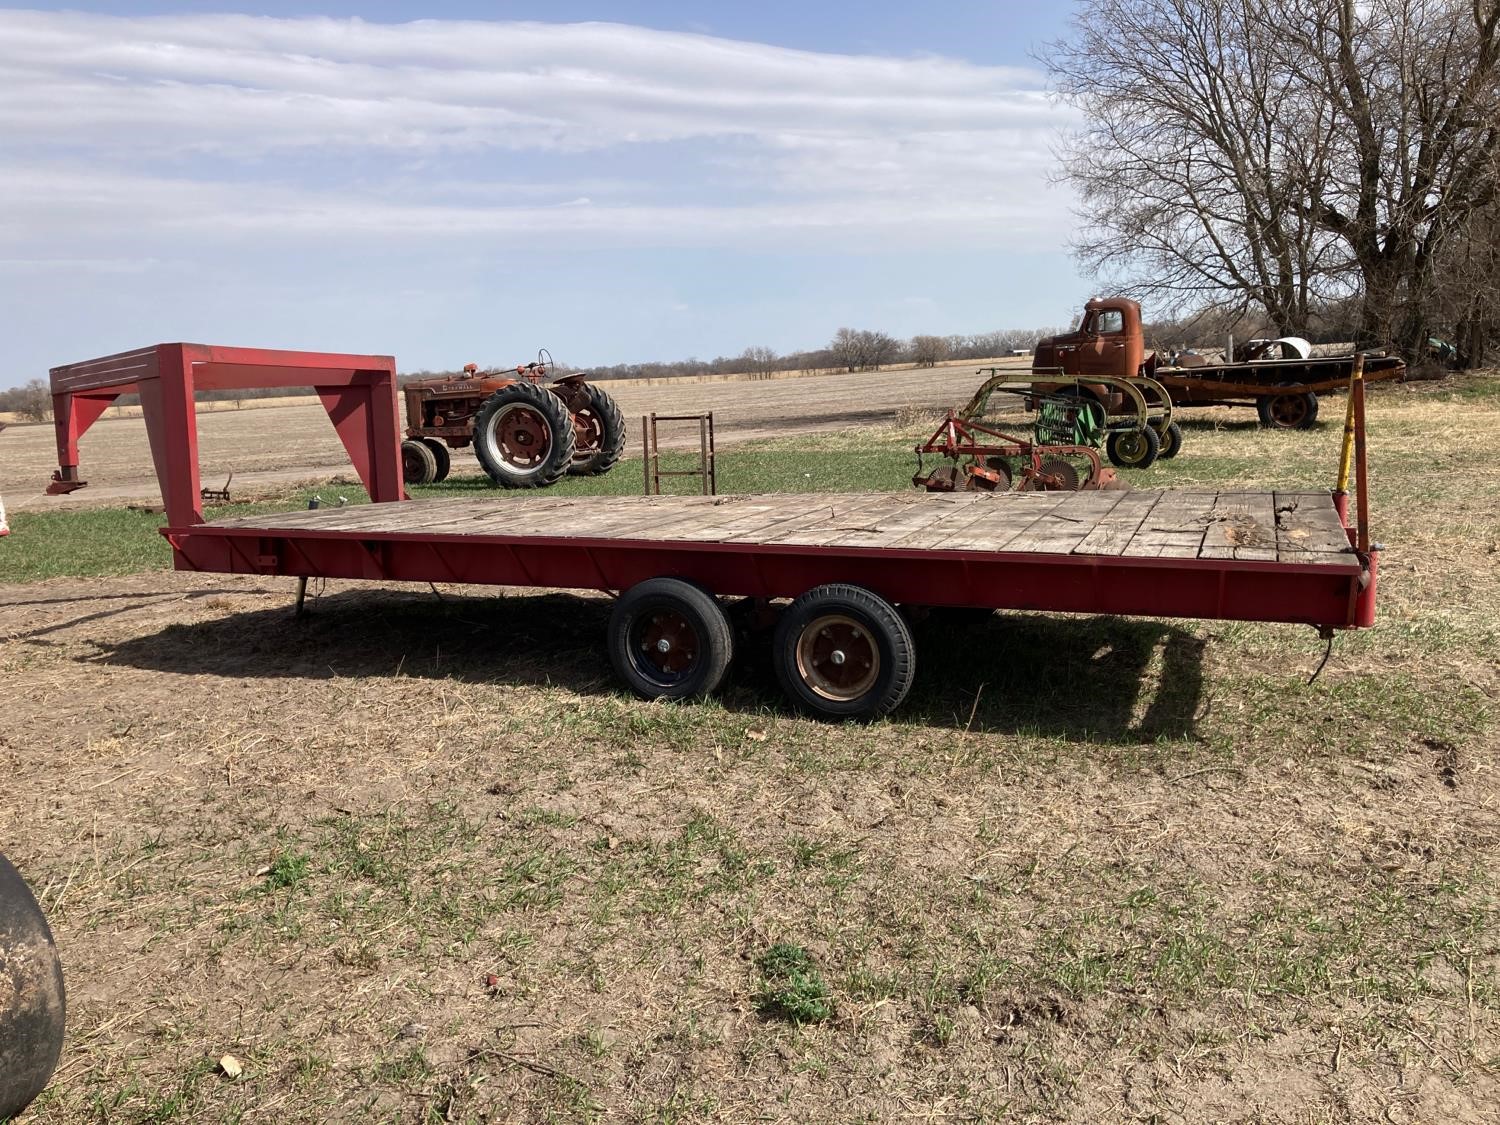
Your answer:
(48, 344), (1379, 632)
(48, 343), (404, 526)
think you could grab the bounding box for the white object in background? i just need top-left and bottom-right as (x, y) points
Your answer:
(0, 492), (8, 537)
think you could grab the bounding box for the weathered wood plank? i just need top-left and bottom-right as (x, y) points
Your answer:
(1072, 490), (1163, 556)
(1002, 490), (1130, 554)
(1199, 491), (1278, 561)
(1121, 491), (1213, 558)
(1273, 491), (1356, 562)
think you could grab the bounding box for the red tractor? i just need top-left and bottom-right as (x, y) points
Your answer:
(400, 351), (625, 488)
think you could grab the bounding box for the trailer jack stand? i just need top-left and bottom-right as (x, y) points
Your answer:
(294, 576), (309, 618)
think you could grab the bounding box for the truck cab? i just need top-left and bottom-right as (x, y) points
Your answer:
(1032, 297), (1148, 381)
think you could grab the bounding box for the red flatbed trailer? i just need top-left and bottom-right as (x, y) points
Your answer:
(47, 343), (1380, 720)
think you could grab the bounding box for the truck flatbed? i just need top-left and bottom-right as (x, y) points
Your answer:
(45, 342), (1380, 719)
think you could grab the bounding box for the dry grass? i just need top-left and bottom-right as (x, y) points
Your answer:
(0, 374), (1497, 1122)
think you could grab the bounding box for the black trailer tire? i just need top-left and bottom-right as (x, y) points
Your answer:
(1257, 387), (1320, 430)
(1159, 421), (1184, 459)
(1106, 426), (1161, 469)
(419, 437), (451, 482)
(609, 578), (734, 701)
(773, 584), (915, 720)
(401, 439), (438, 485)
(0, 853), (65, 1122)
(474, 382), (577, 488)
(568, 383), (627, 477)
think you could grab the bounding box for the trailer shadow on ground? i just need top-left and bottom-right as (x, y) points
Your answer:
(83, 588), (1205, 741)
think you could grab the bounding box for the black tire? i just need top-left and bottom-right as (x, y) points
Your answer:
(419, 437), (451, 482)
(773, 584), (915, 720)
(1256, 386), (1320, 430)
(0, 853), (66, 1122)
(568, 383), (627, 477)
(401, 439), (437, 485)
(1106, 426), (1161, 469)
(473, 382), (577, 488)
(1159, 421), (1184, 459)
(608, 578), (734, 701)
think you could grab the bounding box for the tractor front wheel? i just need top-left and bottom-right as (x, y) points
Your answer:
(401, 439), (437, 485)
(474, 382), (577, 488)
(418, 437), (451, 482)
(568, 383), (627, 476)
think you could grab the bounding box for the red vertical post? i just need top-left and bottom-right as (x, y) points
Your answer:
(138, 344), (204, 526)
(48, 393), (118, 491)
(1353, 369), (1370, 555)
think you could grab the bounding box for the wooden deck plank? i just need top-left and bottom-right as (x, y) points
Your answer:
(824, 493), (982, 548)
(1199, 491), (1278, 561)
(1274, 491), (1357, 562)
(930, 492), (1078, 552)
(1002, 490), (1130, 554)
(1072, 491), (1163, 556)
(1121, 491), (1214, 558)
(207, 489), (1360, 570)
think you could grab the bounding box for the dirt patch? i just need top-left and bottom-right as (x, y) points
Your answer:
(1, 563), (1496, 1121)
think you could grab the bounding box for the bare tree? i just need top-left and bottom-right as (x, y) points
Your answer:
(909, 335), (951, 367)
(0, 378), (52, 422)
(1049, 0), (1500, 359)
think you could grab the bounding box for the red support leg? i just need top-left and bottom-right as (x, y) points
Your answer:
(317, 373), (406, 504)
(47, 393), (120, 493)
(138, 344), (204, 526)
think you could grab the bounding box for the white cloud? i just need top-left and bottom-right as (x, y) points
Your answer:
(0, 10), (1076, 251)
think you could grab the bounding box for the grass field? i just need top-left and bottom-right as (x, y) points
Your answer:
(1, 375), (1497, 1122)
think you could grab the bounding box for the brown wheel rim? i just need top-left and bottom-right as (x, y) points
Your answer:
(795, 614), (879, 702)
(572, 408), (603, 459)
(633, 609), (700, 682)
(1269, 394), (1308, 427)
(489, 404), (552, 473)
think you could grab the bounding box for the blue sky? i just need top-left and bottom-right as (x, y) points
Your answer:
(0, 2), (1086, 385)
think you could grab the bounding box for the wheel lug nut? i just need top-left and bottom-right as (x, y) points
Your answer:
(830, 649), (846, 665)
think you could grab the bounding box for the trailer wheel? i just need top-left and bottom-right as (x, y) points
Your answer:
(474, 382), (577, 488)
(568, 384), (627, 477)
(1159, 421), (1184, 459)
(0, 853), (65, 1122)
(1257, 387), (1319, 430)
(773, 584), (915, 720)
(401, 439), (438, 485)
(609, 578), (734, 701)
(419, 438), (451, 482)
(1106, 426), (1160, 469)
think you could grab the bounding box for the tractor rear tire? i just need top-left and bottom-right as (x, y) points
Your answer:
(568, 383), (627, 477)
(401, 439), (437, 485)
(608, 578), (734, 701)
(474, 382), (577, 489)
(419, 438), (451, 482)
(1106, 426), (1160, 469)
(773, 584), (915, 720)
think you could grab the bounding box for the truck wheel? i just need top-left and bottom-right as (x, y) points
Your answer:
(474, 382), (577, 488)
(1106, 427), (1160, 469)
(1257, 387), (1319, 430)
(1159, 421), (1184, 459)
(568, 384), (627, 477)
(609, 578), (734, 700)
(418, 438), (451, 482)
(0, 853), (65, 1122)
(773, 584), (915, 720)
(401, 439), (437, 485)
